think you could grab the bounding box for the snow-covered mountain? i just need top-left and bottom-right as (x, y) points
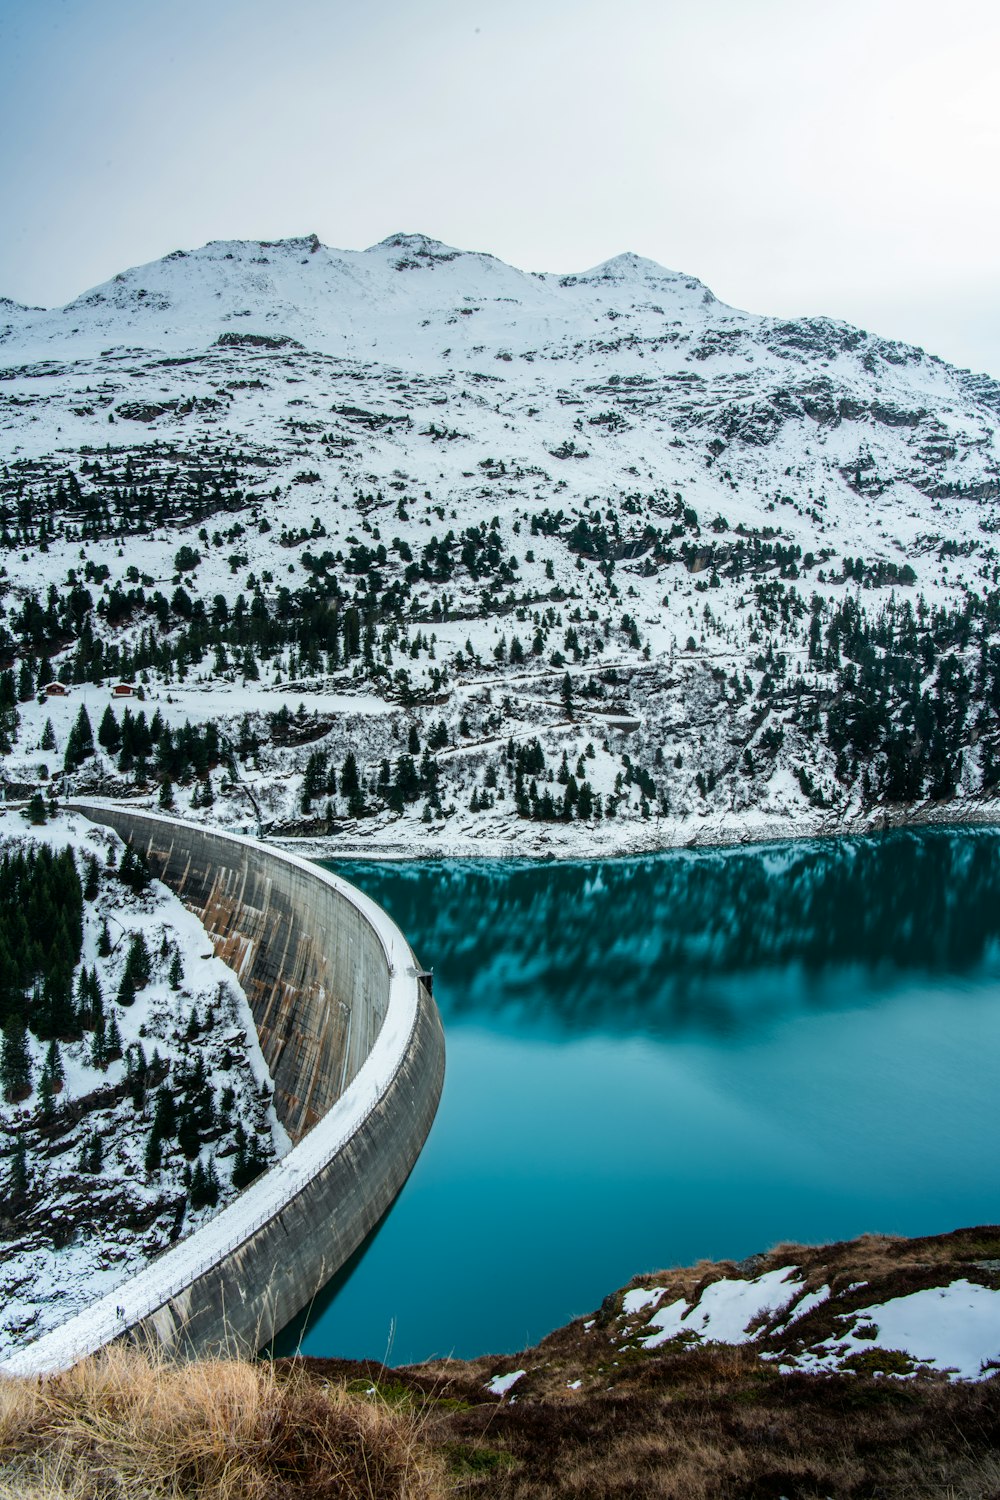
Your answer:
(1, 232), (999, 852)
(3, 232), (722, 365)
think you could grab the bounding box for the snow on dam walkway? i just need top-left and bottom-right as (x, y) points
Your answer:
(2, 803), (445, 1375)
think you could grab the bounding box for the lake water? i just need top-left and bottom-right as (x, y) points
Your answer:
(274, 827), (1000, 1365)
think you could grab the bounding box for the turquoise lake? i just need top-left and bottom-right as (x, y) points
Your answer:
(275, 827), (1000, 1366)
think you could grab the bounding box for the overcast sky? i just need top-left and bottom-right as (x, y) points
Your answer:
(2, 0), (998, 373)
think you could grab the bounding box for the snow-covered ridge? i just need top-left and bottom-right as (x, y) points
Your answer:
(0, 231), (741, 366)
(1, 804), (425, 1377)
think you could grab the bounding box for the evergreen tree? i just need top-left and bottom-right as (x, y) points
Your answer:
(79, 1133), (103, 1173)
(152, 1086), (177, 1141)
(233, 1119), (268, 1190)
(190, 1153), (220, 1209)
(144, 1126), (162, 1175)
(340, 752), (366, 817)
(127, 1044), (148, 1109)
(340, 752), (360, 798)
(118, 841), (150, 892)
(39, 1038), (64, 1116)
(97, 705), (122, 754)
(300, 750), (329, 813)
(1, 1017), (31, 1101)
(105, 1014), (123, 1061)
(8, 1135), (28, 1203)
(25, 792), (46, 825)
(178, 1107), (201, 1160)
(40, 719), (56, 752)
(63, 704), (95, 771)
(89, 1017), (107, 1069)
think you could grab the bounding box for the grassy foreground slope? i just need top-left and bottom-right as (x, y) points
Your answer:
(3, 1226), (1000, 1499)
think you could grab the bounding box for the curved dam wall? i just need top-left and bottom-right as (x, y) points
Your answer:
(3, 803), (445, 1374)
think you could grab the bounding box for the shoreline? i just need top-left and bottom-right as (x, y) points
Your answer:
(265, 791), (1000, 863)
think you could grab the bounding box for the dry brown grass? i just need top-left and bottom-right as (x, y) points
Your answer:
(406, 1343), (1000, 1499)
(0, 1344), (446, 1500)
(5, 1227), (1000, 1499)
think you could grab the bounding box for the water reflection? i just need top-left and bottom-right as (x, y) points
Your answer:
(330, 828), (1000, 1042)
(291, 827), (1000, 1363)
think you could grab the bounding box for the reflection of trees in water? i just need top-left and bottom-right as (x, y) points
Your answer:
(328, 829), (1000, 1040)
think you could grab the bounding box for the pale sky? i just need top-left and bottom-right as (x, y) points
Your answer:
(2, 0), (999, 374)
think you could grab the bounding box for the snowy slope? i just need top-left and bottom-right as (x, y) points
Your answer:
(0, 231), (999, 852)
(0, 811), (288, 1358)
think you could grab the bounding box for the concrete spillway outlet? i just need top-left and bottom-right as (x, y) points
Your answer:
(3, 804), (445, 1373)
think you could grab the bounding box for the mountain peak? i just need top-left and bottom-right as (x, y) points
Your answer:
(369, 232), (464, 264)
(577, 251), (716, 302)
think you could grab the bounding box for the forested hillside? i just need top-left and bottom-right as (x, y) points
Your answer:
(0, 810), (286, 1357)
(2, 233), (1000, 850)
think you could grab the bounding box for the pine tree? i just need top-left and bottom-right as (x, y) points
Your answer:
(97, 918), (112, 958)
(105, 1014), (123, 1061)
(37, 966), (76, 1042)
(340, 752), (360, 798)
(83, 853), (100, 902)
(118, 842), (150, 892)
(158, 776), (174, 810)
(39, 1039), (64, 1115)
(233, 1121), (267, 1190)
(178, 1107), (201, 1160)
(301, 750), (329, 813)
(144, 1126), (162, 1175)
(126, 1043), (148, 1109)
(97, 705), (122, 755)
(190, 1153), (220, 1209)
(8, 1135), (28, 1203)
(79, 1133), (103, 1173)
(168, 950), (183, 990)
(152, 1086), (177, 1141)
(63, 704), (95, 771)
(25, 792), (46, 825)
(1, 1017), (32, 1102)
(40, 719), (56, 752)
(89, 1017), (107, 1069)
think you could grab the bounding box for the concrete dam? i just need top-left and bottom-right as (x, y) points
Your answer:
(5, 803), (445, 1374)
